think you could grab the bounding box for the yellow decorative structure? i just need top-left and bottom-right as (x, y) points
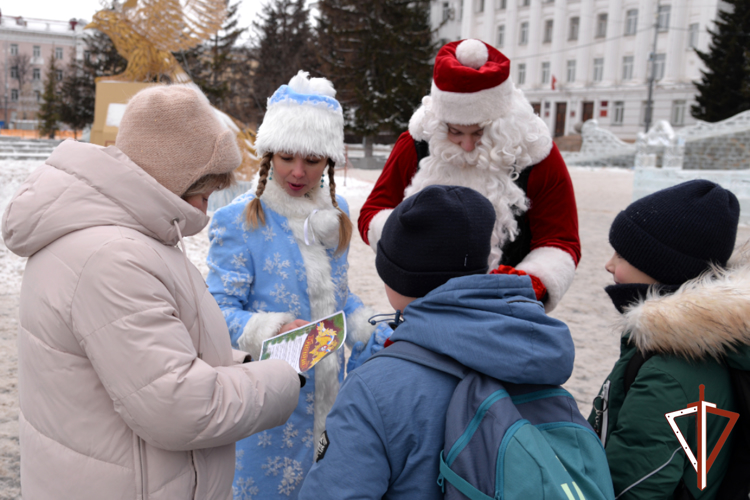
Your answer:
(86, 0), (225, 83)
(87, 0), (260, 179)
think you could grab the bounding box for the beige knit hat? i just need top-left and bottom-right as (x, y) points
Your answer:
(116, 85), (242, 197)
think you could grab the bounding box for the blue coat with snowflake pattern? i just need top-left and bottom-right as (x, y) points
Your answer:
(207, 187), (385, 500)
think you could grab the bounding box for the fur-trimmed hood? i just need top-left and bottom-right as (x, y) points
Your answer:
(621, 260), (750, 366)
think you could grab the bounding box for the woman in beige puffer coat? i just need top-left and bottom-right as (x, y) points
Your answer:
(1, 86), (301, 500)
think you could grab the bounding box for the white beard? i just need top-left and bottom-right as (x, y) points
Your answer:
(404, 135), (529, 269)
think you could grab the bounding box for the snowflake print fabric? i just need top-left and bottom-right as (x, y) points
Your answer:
(207, 192), (375, 499)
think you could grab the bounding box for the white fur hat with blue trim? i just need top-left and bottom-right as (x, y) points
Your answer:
(255, 70), (345, 165)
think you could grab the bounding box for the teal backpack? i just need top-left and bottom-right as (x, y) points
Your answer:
(374, 341), (615, 500)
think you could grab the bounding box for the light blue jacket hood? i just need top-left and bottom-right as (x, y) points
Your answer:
(390, 273), (575, 385)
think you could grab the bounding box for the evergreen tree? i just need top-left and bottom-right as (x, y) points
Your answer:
(317, 0), (435, 155)
(59, 58), (95, 139)
(692, 0), (750, 122)
(53, 28), (128, 136)
(178, 1), (248, 109)
(38, 52), (61, 139)
(252, 0), (318, 117)
(83, 28), (128, 80)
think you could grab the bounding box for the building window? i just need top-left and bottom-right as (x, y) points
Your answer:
(567, 59), (576, 82)
(518, 63), (526, 85)
(544, 19), (554, 43)
(11, 89), (18, 102)
(33, 68), (41, 80)
(55, 47), (64, 60)
(84, 50), (91, 62)
(10, 44), (19, 56)
(651, 53), (666, 80)
(35, 90), (41, 102)
(596, 13), (608, 38)
(625, 9), (638, 35)
(520, 0), (530, 6)
(519, 22), (529, 45)
(569, 17), (579, 41)
(622, 55), (634, 80)
(442, 1), (452, 21)
(33, 46), (41, 58)
(475, 0), (484, 13)
(613, 101), (624, 125)
(671, 100), (686, 126)
(541, 61), (550, 84)
(496, 0), (506, 9)
(10, 66), (18, 79)
(56, 69), (63, 81)
(688, 23), (699, 49)
(496, 25), (505, 47)
(593, 58), (604, 81)
(658, 5), (670, 32)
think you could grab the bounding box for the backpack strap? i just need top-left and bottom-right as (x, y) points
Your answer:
(624, 350), (655, 396)
(367, 340), (470, 380)
(438, 451), (494, 500)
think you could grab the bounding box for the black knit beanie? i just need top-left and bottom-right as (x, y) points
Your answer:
(609, 179), (739, 286)
(376, 185), (496, 298)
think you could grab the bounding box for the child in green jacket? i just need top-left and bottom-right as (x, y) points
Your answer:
(589, 179), (749, 500)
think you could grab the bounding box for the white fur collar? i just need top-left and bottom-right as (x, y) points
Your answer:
(262, 176), (340, 248)
(261, 176), (333, 220)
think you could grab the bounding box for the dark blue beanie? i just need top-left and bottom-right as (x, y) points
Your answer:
(375, 186), (495, 297)
(376, 185), (496, 297)
(609, 179), (739, 286)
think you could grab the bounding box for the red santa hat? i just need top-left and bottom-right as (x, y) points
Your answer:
(428, 39), (513, 125)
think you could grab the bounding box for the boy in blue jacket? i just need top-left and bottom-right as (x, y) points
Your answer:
(298, 185), (577, 499)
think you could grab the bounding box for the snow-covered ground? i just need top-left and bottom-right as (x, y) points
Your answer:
(1, 159), (747, 499)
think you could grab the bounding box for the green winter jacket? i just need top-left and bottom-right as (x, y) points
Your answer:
(588, 266), (750, 500)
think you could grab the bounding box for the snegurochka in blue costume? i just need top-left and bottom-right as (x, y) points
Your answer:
(206, 71), (390, 499)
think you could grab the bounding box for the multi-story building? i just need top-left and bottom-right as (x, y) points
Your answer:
(430, 0), (722, 141)
(0, 13), (86, 129)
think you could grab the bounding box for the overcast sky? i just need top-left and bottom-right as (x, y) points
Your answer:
(5, 0), (268, 43)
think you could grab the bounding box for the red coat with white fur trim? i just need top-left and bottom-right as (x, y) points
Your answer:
(358, 131), (581, 311)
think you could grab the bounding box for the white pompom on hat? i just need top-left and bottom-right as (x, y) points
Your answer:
(429, 39), (513, 125)
(115, 85), (242, 197)
(255, 70), (345, 165)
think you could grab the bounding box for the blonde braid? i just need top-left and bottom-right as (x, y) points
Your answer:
(246, 152), (273, 228)
(326, 160), (353, 255)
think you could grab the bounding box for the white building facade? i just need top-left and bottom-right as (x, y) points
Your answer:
(430, 0), (723, 141)
(0, 13), (87, 130)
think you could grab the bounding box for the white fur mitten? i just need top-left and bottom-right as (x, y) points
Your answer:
(238, 311), (296, 360)
(310, 209), (341, 249)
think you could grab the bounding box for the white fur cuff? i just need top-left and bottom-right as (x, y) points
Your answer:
(346, 306), (379, 346)
(516, 246), (576, 313)
(430, 78), (513, 126)
(367, 209), (394, 253)
(238, 311), (296, 361)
